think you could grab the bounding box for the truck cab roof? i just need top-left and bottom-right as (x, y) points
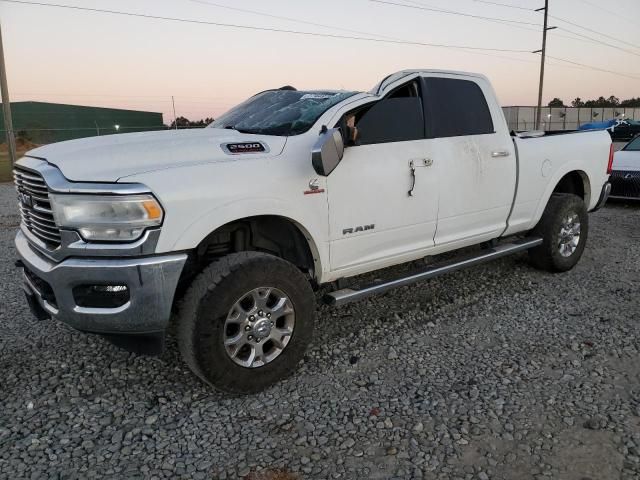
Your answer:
(370, 69), (489, 96)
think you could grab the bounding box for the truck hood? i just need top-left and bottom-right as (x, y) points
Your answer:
(613, 150), (640, 172)
(24, 128), (287, 182)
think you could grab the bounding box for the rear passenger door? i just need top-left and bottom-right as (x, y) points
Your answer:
(423, 75), (517, 246)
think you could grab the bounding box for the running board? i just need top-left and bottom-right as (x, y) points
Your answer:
(324, 237), (543, 307)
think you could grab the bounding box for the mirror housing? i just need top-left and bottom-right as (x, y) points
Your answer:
(312, 127), (344, 176)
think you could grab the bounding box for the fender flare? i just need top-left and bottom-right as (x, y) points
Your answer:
(169, 197), (327, 281)
(529, 166), (592, 230)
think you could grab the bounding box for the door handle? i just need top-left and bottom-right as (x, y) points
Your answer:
(491, 151), (510, 158)
(408, 159), (433, 197)
(410, 158), (433, 168)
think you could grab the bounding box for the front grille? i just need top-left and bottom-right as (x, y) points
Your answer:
(13, 166), (62, 248)
(610, 170), (640, 199)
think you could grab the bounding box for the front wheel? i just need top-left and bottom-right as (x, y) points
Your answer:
(528, 193), (589, 272)
(177, 252), (316, 394)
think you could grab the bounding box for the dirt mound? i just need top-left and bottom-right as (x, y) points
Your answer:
(0, 138), (40, 152)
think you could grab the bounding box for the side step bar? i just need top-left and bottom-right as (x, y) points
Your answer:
(324, 237), (543, 307)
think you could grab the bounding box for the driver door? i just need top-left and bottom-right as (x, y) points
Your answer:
(326, 80), (439, 276)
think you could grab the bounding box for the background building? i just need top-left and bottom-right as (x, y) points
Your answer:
(502, 106), (640, 132)
(0, 101), (165, 144)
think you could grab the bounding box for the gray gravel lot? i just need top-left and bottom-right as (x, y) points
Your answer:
(0, 182), (639, 480)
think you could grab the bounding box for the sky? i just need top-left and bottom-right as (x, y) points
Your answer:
(2, 0), (639, 124)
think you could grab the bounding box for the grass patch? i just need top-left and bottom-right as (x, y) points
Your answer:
(0, 151), (31, 183)
(0, 140), (39, 183)
(0, 153), (16, 183)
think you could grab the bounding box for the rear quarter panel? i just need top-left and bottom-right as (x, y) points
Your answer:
(504, 130), (611, 236)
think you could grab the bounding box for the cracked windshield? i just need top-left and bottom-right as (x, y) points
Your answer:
(209, 89), (357, 136)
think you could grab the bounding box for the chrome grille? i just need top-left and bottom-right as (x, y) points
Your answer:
(13, 166), (61, 248)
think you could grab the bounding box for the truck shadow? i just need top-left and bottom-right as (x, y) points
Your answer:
(605, 198), (640, 208)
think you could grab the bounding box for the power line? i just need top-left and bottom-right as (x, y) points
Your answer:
(471, 0), (534, 11)
(371, 0), (541, 26)
(189, 0), (615, 64)
(576, 0), (638, 26)
(378, 0), (640, 57)
(552, 25), (640, 57)
(0, 0), (530, 53)
(189, 0), (609, 58)
(431, 5), (628, 50)
(549, 13), (640, 52)
(5, 0), (639, 87)
(184, 0), (402, 41)
(545, 55), (640, 81)
(374, 0), (640, 82)
(467, 0), (640, 50)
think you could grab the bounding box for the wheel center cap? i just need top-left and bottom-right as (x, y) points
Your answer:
(252, 318), (271, 339)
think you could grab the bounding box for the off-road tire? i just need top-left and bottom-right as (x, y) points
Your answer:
(528, 193), (588, 272)
(177, 252), (316, 394)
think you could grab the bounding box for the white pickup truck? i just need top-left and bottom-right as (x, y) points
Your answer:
(14, 70), (612, 393)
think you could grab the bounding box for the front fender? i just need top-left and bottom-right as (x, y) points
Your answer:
(121, 148), (330, 281)
(166, 197), (328, 278)
(175, 197), (329, 272)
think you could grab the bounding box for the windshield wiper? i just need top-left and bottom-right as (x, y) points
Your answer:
(224, 125), (260, 135)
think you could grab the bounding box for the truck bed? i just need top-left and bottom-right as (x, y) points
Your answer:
(504, 129), (611, 236)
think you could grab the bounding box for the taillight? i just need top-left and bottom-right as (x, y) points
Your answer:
(607, 143), (614, 175)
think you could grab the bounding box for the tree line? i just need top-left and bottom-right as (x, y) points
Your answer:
(168, 116), (215, 129)
(548, 96), (640, 108)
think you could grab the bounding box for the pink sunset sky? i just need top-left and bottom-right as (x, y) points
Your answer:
(3, 0), (639, 124)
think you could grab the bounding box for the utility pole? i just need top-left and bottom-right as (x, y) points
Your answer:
(171, 96), (178, 130)
(533, 0), (556, 131)
(0, 22), (17, 167)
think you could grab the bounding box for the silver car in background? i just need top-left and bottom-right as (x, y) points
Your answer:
(610, 135), (640, 200)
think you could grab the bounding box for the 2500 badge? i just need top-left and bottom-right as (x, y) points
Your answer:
(223, 142), (267, 154)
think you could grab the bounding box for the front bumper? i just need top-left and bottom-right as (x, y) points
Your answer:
(16, 230), (187, 336)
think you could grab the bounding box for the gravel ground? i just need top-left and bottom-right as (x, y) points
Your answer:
(0, 182), (639, 480)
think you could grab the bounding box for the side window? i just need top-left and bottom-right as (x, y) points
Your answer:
(424, 77), (494, 138)
(346, 81), (425, 146)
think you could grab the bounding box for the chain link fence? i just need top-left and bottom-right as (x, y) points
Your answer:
(502, 106), (640, 132)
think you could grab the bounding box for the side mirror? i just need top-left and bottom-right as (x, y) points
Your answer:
(312, 127), (344, 176)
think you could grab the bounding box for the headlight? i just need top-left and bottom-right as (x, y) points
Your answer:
(49, 194), (164, 242)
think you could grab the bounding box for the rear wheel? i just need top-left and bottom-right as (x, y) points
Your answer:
(528, 193), (588, 272)
(177, 252), (316, 394)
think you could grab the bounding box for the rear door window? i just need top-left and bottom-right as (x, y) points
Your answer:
(423, 77), (494, 138)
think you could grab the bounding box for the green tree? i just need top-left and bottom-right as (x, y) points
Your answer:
(169, 116), (215, 129)
(548, 98), (565, 107)
(571, 97), (584, 107)
(621, 97), (640, 107)
(607, 95), (620, 106)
